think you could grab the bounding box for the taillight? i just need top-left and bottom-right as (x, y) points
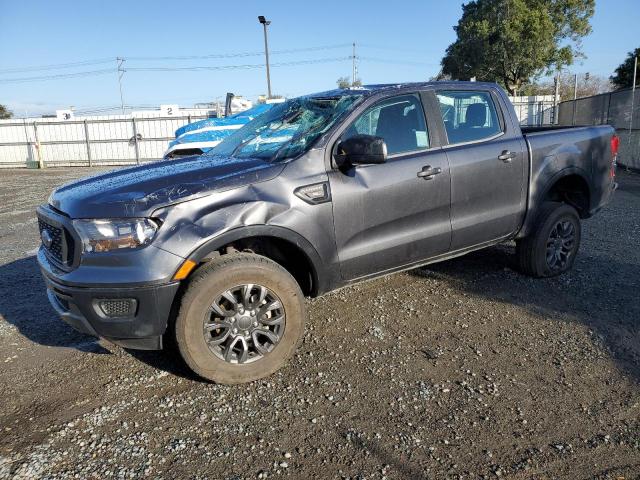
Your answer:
(610, 134), (619, 179)
(611, 134), (619, 159)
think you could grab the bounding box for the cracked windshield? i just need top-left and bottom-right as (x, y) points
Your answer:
(210, 95), (362, 161)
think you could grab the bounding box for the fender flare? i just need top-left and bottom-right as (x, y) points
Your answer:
(186, 225), (330, 295)
(518, 166), (592, 238)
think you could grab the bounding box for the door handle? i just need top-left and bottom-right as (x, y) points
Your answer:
(498, 150), (516, 163)
(417, 165), (442, 180)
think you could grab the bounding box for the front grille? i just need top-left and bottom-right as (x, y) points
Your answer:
(37, 210), (76, 268)
(38, 218), (65, 263)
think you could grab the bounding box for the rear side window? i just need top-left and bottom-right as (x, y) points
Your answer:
(342, 94), (429, 155)
(436, 91), (502, 145)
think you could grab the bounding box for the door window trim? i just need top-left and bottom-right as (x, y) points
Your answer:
(330, 91), (438, 165)
(435, 89), (507, 148)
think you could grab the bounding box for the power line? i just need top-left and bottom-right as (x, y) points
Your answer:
(127, 43), (351, 61)
(359, 56), (437, 66)
(0, 44), (352, 74)
(0, 57), (352, 84)
(0, 58), (114, 74)
(0, 68), (115, 84)
(126, 57), (351, 72)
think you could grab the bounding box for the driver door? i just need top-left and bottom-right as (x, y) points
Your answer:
(328, 93), (451, 280)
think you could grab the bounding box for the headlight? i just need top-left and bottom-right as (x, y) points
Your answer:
(73, 218), (159, 253)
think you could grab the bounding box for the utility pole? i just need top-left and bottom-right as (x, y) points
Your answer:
(628, 56), (637, 150)
(553, 70), (560, 124)
(258, 16), (272, 99)
(352, 42), (357, 87)
(116, 57), (126, 114)
(572, 73), (578, 125)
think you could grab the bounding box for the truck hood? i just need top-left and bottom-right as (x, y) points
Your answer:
(49, 155), (283, 218)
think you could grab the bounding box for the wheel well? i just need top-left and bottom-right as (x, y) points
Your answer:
(545, 174), (590, 218)
(207, 236), (317, 297)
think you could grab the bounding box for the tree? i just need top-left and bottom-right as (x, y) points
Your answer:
(0, 104), (12, 119)
(610, 48), (640, 90)
(441, 0), (595, 95)
(336, 76), (362, 89)
(522, 72), (611, 99)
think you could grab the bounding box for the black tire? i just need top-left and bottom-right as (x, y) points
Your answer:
(516, 202), (581, 278)
(175, 253), (306, 384)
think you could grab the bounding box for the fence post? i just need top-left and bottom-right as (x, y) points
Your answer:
(33, 122), (44, 168)
(83, 120), (92, 167)
(132, 117), (140, 164)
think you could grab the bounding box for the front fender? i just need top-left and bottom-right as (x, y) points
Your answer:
(151, 180), (340, 295)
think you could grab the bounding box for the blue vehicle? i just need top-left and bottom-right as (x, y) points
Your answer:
(164, 103), (274, 158)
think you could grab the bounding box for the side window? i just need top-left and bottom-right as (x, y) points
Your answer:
(342, 94), (429, 155)
(436, 91), (502, 144)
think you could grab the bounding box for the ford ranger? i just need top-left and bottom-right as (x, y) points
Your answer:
(37, 82), (618, 383)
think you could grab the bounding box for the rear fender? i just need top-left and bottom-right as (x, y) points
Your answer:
(517, 166), (590, 239)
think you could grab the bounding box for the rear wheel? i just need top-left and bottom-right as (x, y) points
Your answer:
(516, 202), (581, 278)
(175, 253), (306, 384)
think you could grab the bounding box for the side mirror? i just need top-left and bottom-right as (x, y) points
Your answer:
(335, 134), (387, 167)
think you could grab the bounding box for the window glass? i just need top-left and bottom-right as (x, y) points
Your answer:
(342, 94), (429, 155)
(211, 94), (363, 162)
(436, 91), (502, 144)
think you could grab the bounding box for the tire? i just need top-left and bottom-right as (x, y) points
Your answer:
(516, 202), (581, 278)
(175, 253), (306, 384)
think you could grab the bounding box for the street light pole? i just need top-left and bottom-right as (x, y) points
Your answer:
(258, 16), (272, 99)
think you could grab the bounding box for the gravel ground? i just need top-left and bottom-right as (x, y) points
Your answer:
(0, 167), (638, 480)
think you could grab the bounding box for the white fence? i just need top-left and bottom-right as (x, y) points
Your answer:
(509, 95), (557, 126)
(0, 114), (208, 168)
(0, 96), (558, 169)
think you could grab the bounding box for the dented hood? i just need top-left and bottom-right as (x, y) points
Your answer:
(49, 155), (284, 218)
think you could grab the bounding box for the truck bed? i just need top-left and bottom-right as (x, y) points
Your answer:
(521, 125), (589, 134)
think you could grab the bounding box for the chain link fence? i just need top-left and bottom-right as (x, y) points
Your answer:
(558, 87), (640, 170)
(0, 115), (207, 168)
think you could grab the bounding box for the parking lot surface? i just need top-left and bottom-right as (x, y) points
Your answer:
(0, 166), (638, 479)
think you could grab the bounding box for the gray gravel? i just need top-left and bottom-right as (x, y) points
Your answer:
(0, 167), (639, 479)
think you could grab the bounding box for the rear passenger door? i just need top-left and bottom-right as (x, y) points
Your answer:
(435, 89), (526, 250)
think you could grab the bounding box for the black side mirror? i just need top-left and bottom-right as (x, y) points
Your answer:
(335, 134), (387, 167)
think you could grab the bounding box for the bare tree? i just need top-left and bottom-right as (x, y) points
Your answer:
(336, 77), (362, 89)
(522, 72), (612, 99)
(0, 104), (12, 119)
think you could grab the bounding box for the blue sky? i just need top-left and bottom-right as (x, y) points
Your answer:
(0, 0), (638, 117)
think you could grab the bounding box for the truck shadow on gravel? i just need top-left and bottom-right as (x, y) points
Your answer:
(0, 255), (201, 378)
(411, 244), (640, 384)
(0, 255), (110, 354)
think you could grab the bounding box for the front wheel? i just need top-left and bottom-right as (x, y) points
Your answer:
(175, 253), (306, 384)
(516, 202), (581, 278)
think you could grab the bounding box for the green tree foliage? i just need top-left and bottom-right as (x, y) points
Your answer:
(610, 48), (640, 90)
(0, 104), (12, 119)
(441, 0), (595, 95)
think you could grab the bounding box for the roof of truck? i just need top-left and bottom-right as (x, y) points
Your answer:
(308, 81), (500, 99)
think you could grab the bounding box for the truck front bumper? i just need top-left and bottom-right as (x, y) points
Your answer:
(38, 248), (181, 350)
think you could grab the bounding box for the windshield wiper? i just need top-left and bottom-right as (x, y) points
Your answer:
(230, 135), (257, 158)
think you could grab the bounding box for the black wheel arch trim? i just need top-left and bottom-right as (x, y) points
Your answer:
(517, 166), (591, 239)
(186, 225), (337, 296)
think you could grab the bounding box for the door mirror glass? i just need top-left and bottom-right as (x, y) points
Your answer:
(336, 134), (387, 166)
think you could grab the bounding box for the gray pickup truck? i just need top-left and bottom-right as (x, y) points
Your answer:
(37, 82), (618, 383)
